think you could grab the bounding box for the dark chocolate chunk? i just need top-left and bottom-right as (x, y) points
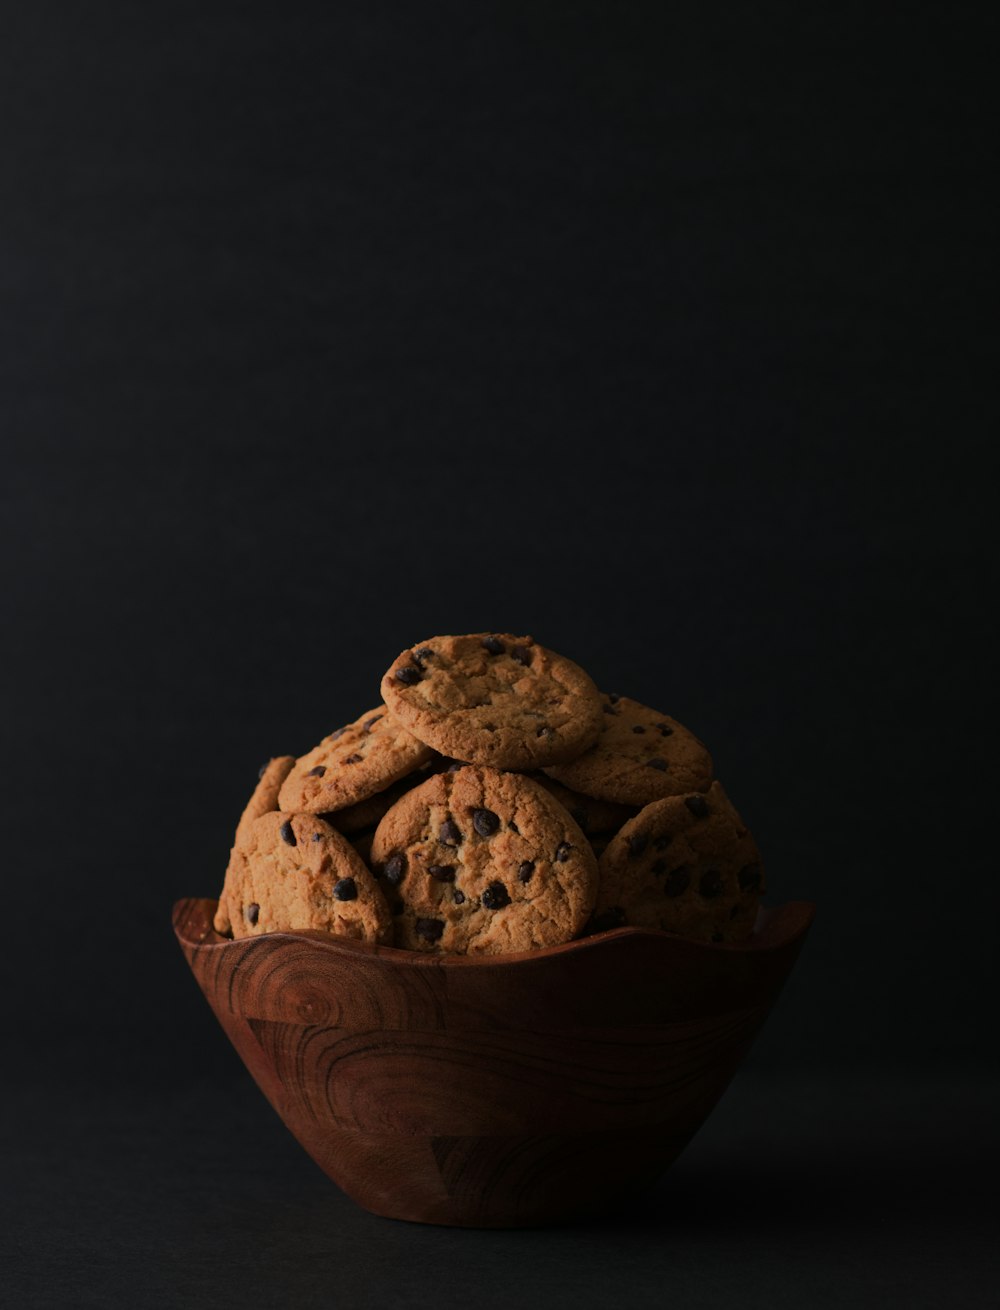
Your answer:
(685, 795), (710, 818)
(627, 834), (647, 858)
(246, 903), (259, 925)
(257, 762), (269, 780)
(327, 727), (347, 742)
(333, 877), (357, 901)
(481, 881), (511, 910)
(342, 753), (362, 765)
(518, 861), (535, 883)
(481, 635), (505, 655)
(453, 890), (466, 905)
(428, 864), (455, 882)
(439, 817), (463, 846)
(738, 863), (762, 891)
(664, 867), (691, 897)
(312, 832), (323, 842)
(536, 725), (553, 738)
(646, 757), (668, 771)
(608, 693), (620, 704)
(602, 703), (617, 715)
(632, 725), (646, 734)
(511, 644), (532, 666)
(415, 917), (444, 942)
(698, 869), (724, 898)
(412, 647), (432, 665)
(307, 765), (326, 777)
(656, 723), (673, 736)
(279, 819), (297, 846)
(653, 834), (673, 851)
(395, 666), (422, 686)
(384, 853), (407, 887)
(554, 841), (572, 862)
(364, 715), (384, 731)
(472, 808), (500, 837)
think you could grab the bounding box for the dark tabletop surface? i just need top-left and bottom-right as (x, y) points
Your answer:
(5, 1036), (997, 1309)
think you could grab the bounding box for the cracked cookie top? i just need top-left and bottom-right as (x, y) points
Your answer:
(544, 693), (713, 805)
(221, 811), (393, 944)
(381, 633), (603, 770)
(370, 765), (598, 954)
(278, 706), (435, 815)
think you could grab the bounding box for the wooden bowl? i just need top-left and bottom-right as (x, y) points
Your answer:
(173, 897), (814, 1228)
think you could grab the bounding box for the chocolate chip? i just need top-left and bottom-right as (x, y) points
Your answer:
(453, 890), (466, 905)
(602, 703), (617, 715)
(246, 903), (259, 925)
(312, 832), (323, 842)
(647, 758), (668, 771)
(415, 917), (444, 942)
(664, 867), (691, 897)
(481, 881), (511, 910)
(472, 808), (500, 837)
(632, 725), (646, 734)
(384, 853), (407, 887)
(333, 877), (357, 901)
(481, 635), (505, 654)
(412, 647), (432, 665)
(656, 723), (673, 737)
(395, 666), (422, 685)
(327, 727), (347, 741)
(627, 834), (647, 858)
(439, 818), (463, 846)
(685, 795), (710, 818)
(257, 762), (269, 780)
(279, 820), (296, 846)
(364, 715), (384, 731)
(608, 693), (621, 704)
(554, 841), (572, 862)
(511, 645), (532, 666)
(591, 906), (625, 932)
(428, 864), (455, 882)
(738, 863), (762, 891)
(307, 765), (326, 777)
(653, 834), (673, 851)
(536, 725), (553, 738)
(698, 869), (724, 898)
(518, 861), (535, 883)
(342, 753), (362, 765)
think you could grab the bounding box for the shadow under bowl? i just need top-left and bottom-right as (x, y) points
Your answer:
(173, 897), (814, 1228)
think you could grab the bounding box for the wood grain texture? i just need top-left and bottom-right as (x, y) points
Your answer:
(173, 897), (814, 1227)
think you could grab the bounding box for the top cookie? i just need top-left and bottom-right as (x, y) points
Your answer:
(278, 706), (435, 814)
(544, 693), (713, 806)
(381, 634), (603, 770)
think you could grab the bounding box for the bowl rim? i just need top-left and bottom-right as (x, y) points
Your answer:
(173, 897), (815, 967)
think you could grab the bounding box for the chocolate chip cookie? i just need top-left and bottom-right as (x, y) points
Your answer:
(591, 781), (764, 943)
(544, 694), (713, 806)
(370, 764), (598, 954)
(381, 634), (603, 770)
(219, 811), (393, 943)
(214, 755), (295, 934)
(278, 706), (435, 815)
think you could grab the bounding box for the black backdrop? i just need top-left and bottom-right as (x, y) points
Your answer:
(2, 4), (996, 1307)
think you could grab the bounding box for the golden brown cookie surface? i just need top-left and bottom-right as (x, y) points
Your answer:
(278, 706), (434, 815)
(214, 755), (296, 934)
(381, 634), (603, 770)
(593, 781), (764, 943)
(220, 811), (393, 943)
(370, 765), (598, 954)
(544, 694), (712, 805)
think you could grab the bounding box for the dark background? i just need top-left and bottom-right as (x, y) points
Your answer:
(2, 3), (996, 1306)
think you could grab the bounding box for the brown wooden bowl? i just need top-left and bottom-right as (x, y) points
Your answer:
(173, 897), (814, 1228)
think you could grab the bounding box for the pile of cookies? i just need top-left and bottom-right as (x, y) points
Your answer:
(214, 633), (765, 954)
